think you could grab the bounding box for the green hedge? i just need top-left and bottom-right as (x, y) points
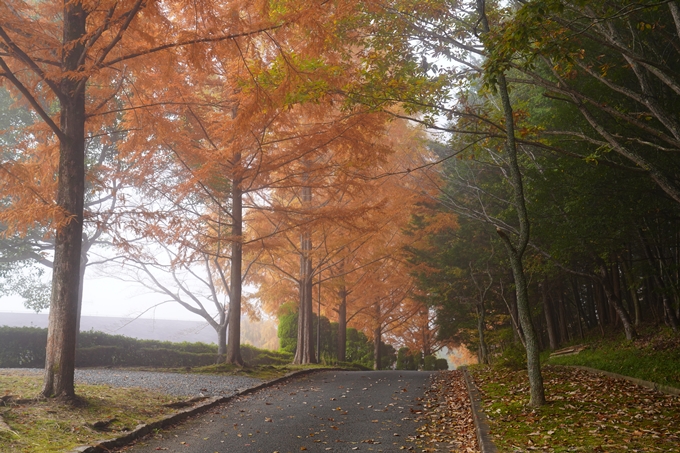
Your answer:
(0, 326), (289, 368)
(0, 326), (47, 367)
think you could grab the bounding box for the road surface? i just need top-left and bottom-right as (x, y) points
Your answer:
(118, 370), (433, 452)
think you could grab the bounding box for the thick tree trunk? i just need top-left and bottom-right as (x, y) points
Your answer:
(542, 282), (558, 351)
(336, 286), (347, 362)
(294, 187), (316, 364)
(42, 2), (87, 400)
(226, 176), (244, 365)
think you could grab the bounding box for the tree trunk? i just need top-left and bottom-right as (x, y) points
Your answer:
(226, 174), (244, 365)
(478, 0), (544, 403)
(475, 304), (489, 364)
(597, 263), (637, 340)
(542, 282), (558, 351)
(42, 1), (87, 400)
(76, 237), (88, 344)
(619, 257), (642, 326)
(336, 286), (347, 362)
(216, 312), (229, 363)
(639, 232), (680, 332)
(294, 186), (316, 364)
(594, 282), (608, 335)
(373, 327), (382, 370)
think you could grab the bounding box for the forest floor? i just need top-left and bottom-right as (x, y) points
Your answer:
(470, 364), (680, 452)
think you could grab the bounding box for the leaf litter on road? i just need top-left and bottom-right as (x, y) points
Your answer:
(408, 370), (480, 452)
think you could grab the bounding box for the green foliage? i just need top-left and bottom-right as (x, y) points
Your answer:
(277, 306), (299, 354)
(435, 358), (449, 370)
(494, 342), (528, 371)
(396, 347), (420, 370)
(380, 342), (397, 370)
(423, 354), (437, 371)
(345, 328), (373, 367)
(277, 309), (388, 369)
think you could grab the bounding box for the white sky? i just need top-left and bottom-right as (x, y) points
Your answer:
(0, 273), (210, 321)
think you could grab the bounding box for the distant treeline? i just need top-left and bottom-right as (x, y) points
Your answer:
(0, 326), (291, 368)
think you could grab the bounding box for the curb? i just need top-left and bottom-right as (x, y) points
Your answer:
(67, 367), (346, 453)
(566, 366), (680, 397)
(461, 368), (498, 453)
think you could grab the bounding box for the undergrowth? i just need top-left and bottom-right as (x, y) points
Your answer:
(546, 327), (680, 388)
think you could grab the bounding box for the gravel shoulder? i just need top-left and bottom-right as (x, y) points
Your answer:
(0, 368), (263, 397)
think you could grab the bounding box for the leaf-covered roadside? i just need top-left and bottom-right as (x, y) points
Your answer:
(408, 370), (480, 452)
(472, 365), (680, 452)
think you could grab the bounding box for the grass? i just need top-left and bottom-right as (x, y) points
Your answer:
(472, 365), (680, 452)
(0, 371), (179, 453)
(545, 328), (680, 389)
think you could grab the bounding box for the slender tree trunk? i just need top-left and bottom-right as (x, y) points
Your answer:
(639, 232), (680, 332)
(226, 174), (244, 365)
(594, 282), (607, 335)
(542, 282), (558, 350)
(478, 0), (545, 404)
(336, 286), (347, 362)
(42, 2), (87, 399)
(620, 257), (642, 326)
(597, 263), (637, 340)
(373, 326), (382, 370)
(294, 185), (316, 364)
(475, 303), (489, 364)
(217, 312), (229, 363)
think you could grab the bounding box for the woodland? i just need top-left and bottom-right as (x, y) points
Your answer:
(1, 0), (679, 410)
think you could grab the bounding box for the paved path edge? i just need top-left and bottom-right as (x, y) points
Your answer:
(565, 365), (680, 396)
(67, 367), (347, 453)
(461, 367), (498, 453)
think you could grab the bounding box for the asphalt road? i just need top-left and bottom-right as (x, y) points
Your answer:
(118, 370), (433, 453)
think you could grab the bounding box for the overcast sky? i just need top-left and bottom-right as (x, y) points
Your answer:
(1, 273), (210, 321)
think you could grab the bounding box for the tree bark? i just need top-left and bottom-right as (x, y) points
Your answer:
(294, 185), (316, 364)
(373, 327), (382, 370)
(217, 313), (229, 362)
(226, 173), (244, 365)
(336, 286), (347, 362)
(477, 0), (545, 405)
(597, 262), (637, 340)
(542, 282), (558, 351)
(42, 1), (87, 400)
(475, 304), (489, 364)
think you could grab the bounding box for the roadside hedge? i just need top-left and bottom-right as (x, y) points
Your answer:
(0, 326), (289, 368)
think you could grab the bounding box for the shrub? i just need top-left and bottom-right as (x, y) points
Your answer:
(495, 342), (527, 371)
(423, 355), (437, 371)
(435, 358), (449, 370)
